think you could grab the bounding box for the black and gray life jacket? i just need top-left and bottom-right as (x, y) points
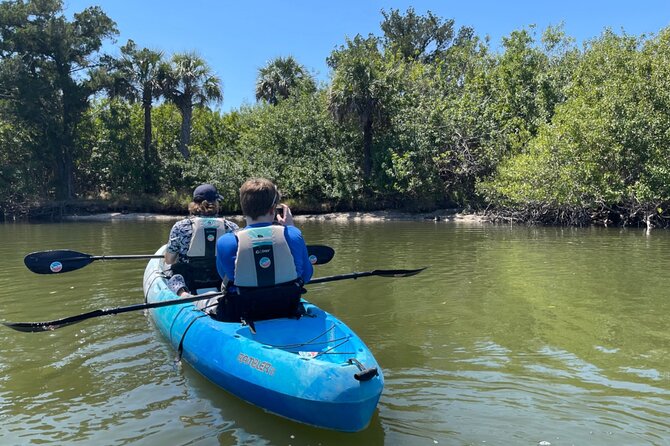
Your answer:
(218, 225), (305, 322)
(170, 217), (230, 290)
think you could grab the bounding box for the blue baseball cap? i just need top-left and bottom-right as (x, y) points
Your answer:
(193, 184), (223, 202)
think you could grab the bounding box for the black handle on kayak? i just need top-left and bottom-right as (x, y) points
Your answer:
(348, 358), (379, 381)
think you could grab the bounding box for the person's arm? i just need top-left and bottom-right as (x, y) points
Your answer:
(285, 226), (313, 283)
(164, 221), (184, 265)
(216, 233), (238, 285)
(275, 204), (294, 226)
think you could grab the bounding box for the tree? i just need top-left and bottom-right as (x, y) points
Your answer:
(0, 0), (117, 200)
(160, 53), (223, 160)
(481, 29), (670, 228)
(327, 35), (394, 181)
(380, 7), (474, 63)
(255, 56), (315, 105)
(100, 40), (164, 192)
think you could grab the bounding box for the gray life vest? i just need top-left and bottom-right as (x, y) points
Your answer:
(233, 225), (298, 287)
(186, 217), (231, 260)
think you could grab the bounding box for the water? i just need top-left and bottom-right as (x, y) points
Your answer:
(1, 220), (669, 445)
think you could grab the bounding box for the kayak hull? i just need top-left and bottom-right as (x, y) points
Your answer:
(142, 247), (383, 432)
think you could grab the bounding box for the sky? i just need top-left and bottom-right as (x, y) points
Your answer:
(64, 0), (670, 112)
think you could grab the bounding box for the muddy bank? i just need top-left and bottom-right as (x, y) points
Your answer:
(63, 210), (488, 223)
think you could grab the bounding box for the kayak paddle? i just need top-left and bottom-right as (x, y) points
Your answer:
(24, 245), (336, 274)
(3, 267), (426, 332)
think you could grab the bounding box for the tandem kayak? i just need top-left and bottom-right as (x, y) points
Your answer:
(141, 246), (384, 432)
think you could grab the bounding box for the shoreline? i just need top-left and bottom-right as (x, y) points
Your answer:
(62, 210), (488, 224)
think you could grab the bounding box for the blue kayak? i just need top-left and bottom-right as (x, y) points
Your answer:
(142, 246), (384, 432)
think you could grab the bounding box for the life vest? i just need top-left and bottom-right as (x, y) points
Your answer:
(171, 217), (231, 290)
(218, 225), (304, 322)
(186, 216), (230, 259)
(233, 225), (298, 287)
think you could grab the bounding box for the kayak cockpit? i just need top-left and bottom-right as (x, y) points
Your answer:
(233, 304), (353, 360)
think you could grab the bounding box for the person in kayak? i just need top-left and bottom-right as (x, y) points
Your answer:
(214, 178), (313, 323)
(164, 183), (238, 299)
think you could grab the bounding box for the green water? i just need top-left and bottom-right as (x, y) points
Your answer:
(0, 220), (668, 445)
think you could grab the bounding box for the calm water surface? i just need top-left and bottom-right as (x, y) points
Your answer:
(0, 220), (668, 445)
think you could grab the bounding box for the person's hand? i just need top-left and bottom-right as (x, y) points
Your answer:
(276, 204), (294, 226)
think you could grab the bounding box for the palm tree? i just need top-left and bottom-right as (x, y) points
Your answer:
(255, 56), (315, 105)
(160, 53), (222, 160)
(109, 40), (163, 191)
(327, 35), (391, 180)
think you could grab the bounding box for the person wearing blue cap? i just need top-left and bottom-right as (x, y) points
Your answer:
(164, 184), (238, 298)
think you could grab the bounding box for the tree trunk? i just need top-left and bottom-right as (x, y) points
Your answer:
(362, 117), (373, 179)
(58, 98), (75, 200)
(178, 104), (192, 160)
(54, 152), (73, 200)
(142, 97), (158, 192)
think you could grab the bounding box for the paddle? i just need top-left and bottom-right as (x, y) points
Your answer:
(3, 267), (426, 333)
(24, 245), (336, 274)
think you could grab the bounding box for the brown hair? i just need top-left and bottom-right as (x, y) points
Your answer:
(188, 200), (219, 216)
(239, 178), (278, 219)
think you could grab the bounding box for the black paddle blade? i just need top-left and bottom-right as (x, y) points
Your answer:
(24, 250), (94, 274)
(3, 308), (110, 332)
(308, 267), (427, 285)
(3, 292), (223, 333)
(373, 267), (427, 277)
(3, 317), (92, 333)
(306, 245), (335, 265)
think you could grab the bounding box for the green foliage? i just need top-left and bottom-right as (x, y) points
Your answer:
(159, 53), (223, 160)
(0, 116), (44, 216)
(328, 34), (398, 181)
(4, 3), (670, 227)
(214, 91), (359, 210)
(380, 7), (474, 63)
(0, 0), (118, 201)
(483, 28), (670, 226)
(76, 99), (144, 196)
(379, 29), (494, 206)
(97, 39), (165, 192)
(255, 56), (316, 105)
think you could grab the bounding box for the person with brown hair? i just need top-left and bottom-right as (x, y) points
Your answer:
(214, 178), (313, 322)
(164, 184), (238, 296)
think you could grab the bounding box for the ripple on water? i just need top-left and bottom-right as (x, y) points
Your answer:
(381, 362), (670, 445)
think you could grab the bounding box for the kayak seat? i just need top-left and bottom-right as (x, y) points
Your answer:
(169, 258), (222, 292)
(215, 281), (306, 323)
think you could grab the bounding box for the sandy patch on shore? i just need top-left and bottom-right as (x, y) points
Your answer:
(63, 210), (488, 223)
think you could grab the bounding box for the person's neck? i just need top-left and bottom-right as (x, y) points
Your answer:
(245, 213), (274, 226)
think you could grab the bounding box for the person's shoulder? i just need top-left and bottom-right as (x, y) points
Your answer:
(171, 218), (192, 230)
(285, 225), (304, 239)
(217, 231), (237, 244)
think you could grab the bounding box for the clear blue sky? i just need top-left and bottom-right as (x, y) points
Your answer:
(64, 0), (670, 112)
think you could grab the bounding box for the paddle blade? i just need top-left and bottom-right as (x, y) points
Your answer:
(24, 250), (94, 274)
(306, 245), (335, 265)
(3, 292), (223, 333)
(4, 320), (72, 332)
(372, 267), (427, 277)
